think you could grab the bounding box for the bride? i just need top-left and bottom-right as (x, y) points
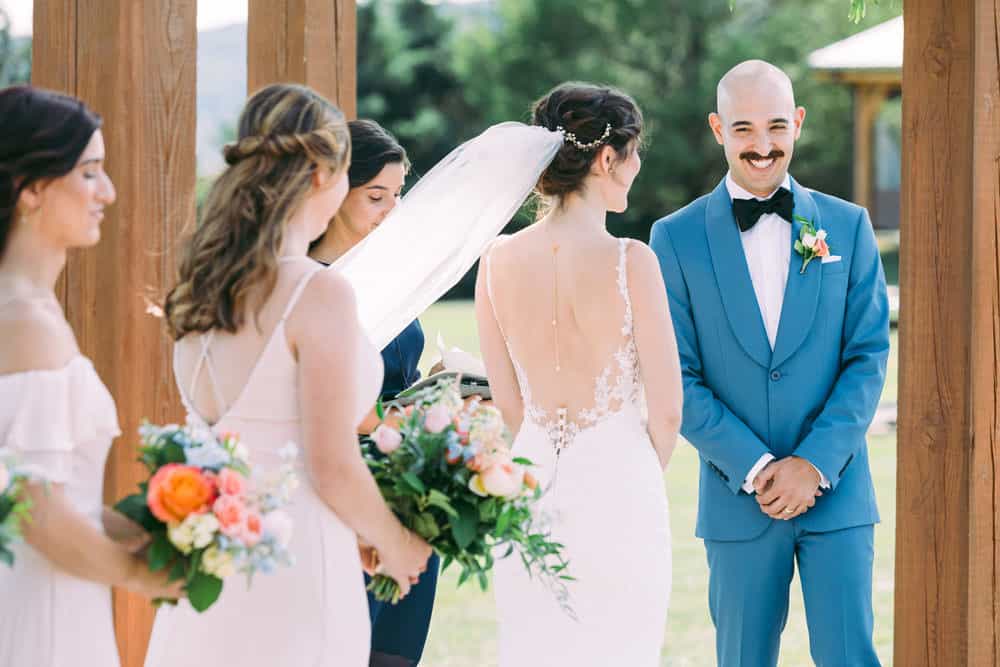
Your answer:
(476, 83), (682, 666)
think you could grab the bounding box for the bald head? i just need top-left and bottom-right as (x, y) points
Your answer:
(717, 60), (795, 118)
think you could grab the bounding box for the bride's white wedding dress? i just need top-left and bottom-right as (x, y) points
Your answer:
(488, 238), (671, 666)
(145, 265), (383, 666)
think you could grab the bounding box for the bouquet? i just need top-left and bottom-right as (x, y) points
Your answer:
(114, 421), (298, 611)
(364, 378), (571, 608)
(0, 454), (30, 567)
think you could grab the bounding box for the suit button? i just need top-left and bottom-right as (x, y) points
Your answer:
(770, 370), (782, 381)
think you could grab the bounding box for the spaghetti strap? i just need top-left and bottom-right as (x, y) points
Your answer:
(281, 267), (323, 322)
(483, 238), (509, 344)
(187, 330), (229, 416)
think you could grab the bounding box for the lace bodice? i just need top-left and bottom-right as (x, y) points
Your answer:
(487, 238), (641, 452)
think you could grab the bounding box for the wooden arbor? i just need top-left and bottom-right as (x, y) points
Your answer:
(25, 0), (1000, 665)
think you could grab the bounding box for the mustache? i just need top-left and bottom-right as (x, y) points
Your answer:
(740, 150), (785, 161)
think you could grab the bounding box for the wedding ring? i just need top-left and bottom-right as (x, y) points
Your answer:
(783, 507), (794, 514)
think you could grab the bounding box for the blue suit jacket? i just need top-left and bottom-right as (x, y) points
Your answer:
(649, 178), (889, 541)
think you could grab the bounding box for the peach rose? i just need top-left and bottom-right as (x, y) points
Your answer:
(814, 237), (830, 258)
(523, 471), (539, 491)
(371, 425), (403, 454)
(147, 464), (217, 524)
(480, 461), (524, 498)
(216, 467), (248, 497)
(424, 404), (452, 434)
(242, 510), (263, 546)
(213, 494), (248, 539)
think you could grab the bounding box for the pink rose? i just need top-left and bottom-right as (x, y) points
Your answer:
(216, 467), (248, 497)
(480, 461), (524, 498)
(424, 404), (451, 434)
(242, 511), (263, 546)
(213, 494), (248, 539)
(814, 238), (830, 258)
(371, 425), (403, 454)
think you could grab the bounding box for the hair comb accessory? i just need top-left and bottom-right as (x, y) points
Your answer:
(556, 123), (612, 151)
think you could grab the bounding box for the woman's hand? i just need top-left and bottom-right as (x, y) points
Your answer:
(358, 538), (380, 576)
(101, 508), (151, 555)
(375, 527), (433, 599)
(126, 559), (186, 601)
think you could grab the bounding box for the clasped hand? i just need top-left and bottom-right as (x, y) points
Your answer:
(753, 456), (823, 520)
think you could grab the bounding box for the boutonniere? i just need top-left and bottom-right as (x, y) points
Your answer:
(793, 215), (831, 274)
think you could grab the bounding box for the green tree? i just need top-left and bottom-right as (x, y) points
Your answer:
(454, 0), (901, 242)
(357, 0), (470, 179)
(0, 8), (31, 86)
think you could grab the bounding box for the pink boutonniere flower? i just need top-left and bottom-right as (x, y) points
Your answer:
(793, 215), (832, 274)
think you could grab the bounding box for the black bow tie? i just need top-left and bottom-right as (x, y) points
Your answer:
(732, 187), (794, 232)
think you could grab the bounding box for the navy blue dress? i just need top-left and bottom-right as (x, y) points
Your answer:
(368, 319), (440, 664)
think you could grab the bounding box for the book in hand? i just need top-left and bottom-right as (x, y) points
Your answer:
(390, 333), (491, 404)
(392, 371), (491, 405)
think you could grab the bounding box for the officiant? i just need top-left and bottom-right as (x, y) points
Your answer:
(309, 119), (437, 667)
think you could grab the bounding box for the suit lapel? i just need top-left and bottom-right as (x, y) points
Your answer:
(771, 178), (823, 368)
(705, 180), (772, 369)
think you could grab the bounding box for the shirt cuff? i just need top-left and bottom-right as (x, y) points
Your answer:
(808, 462), (831, 489)
(742, 453), (775, 494)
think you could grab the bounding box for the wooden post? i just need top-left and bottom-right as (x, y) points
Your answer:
(31, 2), (196, 666)
(851, 84), (888, 211)
(247, 0), (357, 117)
(895, 0), (1000, 664)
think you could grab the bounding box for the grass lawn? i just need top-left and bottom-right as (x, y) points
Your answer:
(418, 300), (898, 667)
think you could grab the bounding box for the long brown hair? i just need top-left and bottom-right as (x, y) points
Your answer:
(165, 83), (350, 339)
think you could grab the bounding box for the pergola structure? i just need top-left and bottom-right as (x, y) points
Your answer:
(809, 16), (902, 229)
(28, 1), (1000, 665)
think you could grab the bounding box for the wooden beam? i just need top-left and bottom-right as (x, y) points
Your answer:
(895, 0), (1000, 664)
(247, 0), (357, 117)
(852, 85), (888, 211)
(31, 2), (196, 666)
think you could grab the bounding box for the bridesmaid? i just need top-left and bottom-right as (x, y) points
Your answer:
(0, 86), (181, 666)
(309, 119), (439, 667)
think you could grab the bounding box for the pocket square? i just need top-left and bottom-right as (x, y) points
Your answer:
(821, 254), (842, 264)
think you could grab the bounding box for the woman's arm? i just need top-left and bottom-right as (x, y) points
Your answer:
(291, 271), (431, 597)
(627, 242), (683, 469)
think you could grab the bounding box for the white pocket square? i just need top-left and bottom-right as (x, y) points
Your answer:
(821, 255), (842, 264)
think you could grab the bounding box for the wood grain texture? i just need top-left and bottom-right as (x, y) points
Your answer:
(30, 2), (196, 665)
(248, 0), (357, 115)
(968, 1), (1000, 663)
(896, 0), (1000, 664)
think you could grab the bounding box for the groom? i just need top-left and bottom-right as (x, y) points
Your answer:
(650, 60), (889, 666)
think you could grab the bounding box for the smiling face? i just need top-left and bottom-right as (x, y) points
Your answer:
(708, 61), (805, 198)
(17, 129), (117, 249)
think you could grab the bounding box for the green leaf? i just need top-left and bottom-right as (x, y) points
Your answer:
(496, 507), (512, 535)
(426, 489), (459, 518)
(161, 441), (187, 465)
(413, 512), (441, 540)
(148, 531), (177, 572)
(168, 559), (186, 583)
(401, 472), (426, 495)
(450, 502), (478, 550)
(512, 457), (533, 466)
(478, 570), (489, 591)
(113, 494), (159, 532)
(186, 571), (224, 612)
(0, 546), (12, 567)
(375, 399), (385, 421)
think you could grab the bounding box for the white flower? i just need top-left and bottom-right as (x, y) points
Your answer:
(188, 513), (220, 550)
(802, 233), (817, 248)
(815, 229), (828, 241)
(167, 521), (196, 555)
(0, 462), (9, 492)
(262, 510), (294, 549)
(183, 441), (230, 469)
(201, 546), (236, 579)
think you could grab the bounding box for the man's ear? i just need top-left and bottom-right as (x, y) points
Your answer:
(793, 107), (806, 140)
(708, 112), (725, 146)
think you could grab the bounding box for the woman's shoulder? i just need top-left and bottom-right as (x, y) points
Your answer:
(0, 296), (78, 375)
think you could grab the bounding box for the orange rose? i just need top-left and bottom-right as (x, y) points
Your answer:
(814, 238), (830, 258)
(523, 471), (539, 491)
(147, 464), (218, 524)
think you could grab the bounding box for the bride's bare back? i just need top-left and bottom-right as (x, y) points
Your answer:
(476, 222), (683, 464)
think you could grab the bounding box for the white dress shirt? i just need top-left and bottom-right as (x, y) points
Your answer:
(725, 173), (831, 494)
